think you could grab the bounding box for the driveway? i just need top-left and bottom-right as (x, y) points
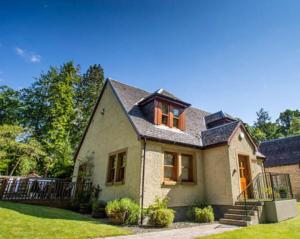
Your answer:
(100, 223), (239, 239)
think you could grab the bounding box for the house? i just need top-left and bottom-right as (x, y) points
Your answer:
(73, 79), (296, 225)
(259, 135), (300, 200)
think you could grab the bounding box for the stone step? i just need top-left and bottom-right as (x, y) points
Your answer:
(227, 208), (257, 216)
(232, 204), (257, 210)
(235, 201), (263, 206)
(219, 218), (248, 227)
(224, 213), (252, 221)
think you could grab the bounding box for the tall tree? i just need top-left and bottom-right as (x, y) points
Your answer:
(252, 108), (281, 143)
(71, 64), (104, 149)
(0, 86), (21, 125)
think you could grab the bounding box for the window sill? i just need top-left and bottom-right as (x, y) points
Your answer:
(162, 181), (196, 186)
(114, 181), (125, 186)
(105, 181), (125, 186)
(163, 180), (178, 186)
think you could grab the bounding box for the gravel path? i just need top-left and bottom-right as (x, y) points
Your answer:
(99, 223), (239, 239)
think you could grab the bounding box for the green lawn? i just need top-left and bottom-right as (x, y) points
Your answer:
(199, 203), (300, 239)
(0, 201), (130, 239)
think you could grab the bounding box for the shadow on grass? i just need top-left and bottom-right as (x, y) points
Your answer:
(0, 201), (110, 224)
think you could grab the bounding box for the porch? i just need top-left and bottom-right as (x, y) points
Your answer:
(220, 172), (298, 226)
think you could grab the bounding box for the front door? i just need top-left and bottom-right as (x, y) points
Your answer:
(238, 155), (251, 198)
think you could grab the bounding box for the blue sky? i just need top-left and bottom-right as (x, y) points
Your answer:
(0, 0), (300, 124)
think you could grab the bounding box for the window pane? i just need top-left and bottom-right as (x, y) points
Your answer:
(164, 153), (175, 165)
(173, 108), (180, 117)
(182, 168), (189, 181)
(173, 118), (179, 128)
(164, 167), (173, 179)
(116, 152), (126, 182)
(182, 155), (191, 167)
(162, 103), (168, 114)
(162, 115), (168, 125)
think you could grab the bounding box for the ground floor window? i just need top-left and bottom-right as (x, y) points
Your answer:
(106, 151), (127, 185)
(163, 152), (194, 184)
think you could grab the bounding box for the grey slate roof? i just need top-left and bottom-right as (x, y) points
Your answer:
(109, 79), (242, 148)
(259, 135), (300, 167)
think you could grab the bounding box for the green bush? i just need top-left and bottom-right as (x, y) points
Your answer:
(105, 198), (140, 225)
(194, 206), (214, 223)
(146, 197), (175, 227)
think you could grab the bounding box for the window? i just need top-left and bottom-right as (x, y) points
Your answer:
(163, 152), (194, 184)
(107, 155), (116, 183)
(116, 152), (126, 182)
(162, 103), (169, 125)
(173, 108), (180, 128)
(181, 154), (193, 182)
(106, 151), (127, 184)
(164, 152), (177, 181)
(154, 100), (186, 130)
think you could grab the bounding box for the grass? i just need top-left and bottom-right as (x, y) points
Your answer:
(198, 203), (300, 239)
(0, 201), (130, 239)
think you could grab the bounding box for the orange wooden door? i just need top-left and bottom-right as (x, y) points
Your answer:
(238, 156), (250, 198)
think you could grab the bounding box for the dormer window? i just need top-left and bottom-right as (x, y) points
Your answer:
(162, 103), (169, 126)
(138, 88), (191, 131)
(173, 108), (180, 128)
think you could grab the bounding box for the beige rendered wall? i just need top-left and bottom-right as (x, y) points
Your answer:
(229, 127), (264, 202)
(202, 145), (233, 205)
(73, 83), (142, 203)
(143, 141), (205, 208)
(266, 164), (300, 200)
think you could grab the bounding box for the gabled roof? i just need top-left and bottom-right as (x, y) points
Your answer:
(259, 135), (300, 167)
(74, 79), (261, 159)
(204, 111), (235, 126)
(109, 79), (246, 148)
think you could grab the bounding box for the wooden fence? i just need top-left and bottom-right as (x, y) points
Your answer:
(0, 177), (92, 207)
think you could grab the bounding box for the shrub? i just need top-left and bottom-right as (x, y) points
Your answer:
(194, 206), (214, 223)
(105, 198), (140, 225)
(146, 197), (175, 227)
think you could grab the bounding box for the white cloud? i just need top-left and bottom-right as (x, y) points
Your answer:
(14, 47), (41, 63)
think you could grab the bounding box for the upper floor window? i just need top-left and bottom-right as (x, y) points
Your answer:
(162, 103), (169, 126)
(173, 108), (180, 128)
(155, 100), (185, 130)
(106, 151), (127, 185)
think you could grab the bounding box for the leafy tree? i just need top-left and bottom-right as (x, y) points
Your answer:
(251, 108), (282, 143)
(71, 64), (104, 149)
(0, 86), (21, 125)
(277, 109), (300, 136)
(288, 117), (300, 136)
(0, 124), (51, 176)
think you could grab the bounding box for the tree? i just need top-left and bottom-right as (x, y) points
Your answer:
(0, 86), (21, 125)
(71, 64), (104, 149)
(251, 108), (281, 143)
(277, 109), (300, 136)
(0, 124), (51, 176)
(288, 117), (300, 136)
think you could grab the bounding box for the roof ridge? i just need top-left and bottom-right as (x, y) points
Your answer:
(261, 134), (300, 144)
(108, 78), (150, 95)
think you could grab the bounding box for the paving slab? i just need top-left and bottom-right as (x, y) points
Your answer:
(100, 223), (239, 239)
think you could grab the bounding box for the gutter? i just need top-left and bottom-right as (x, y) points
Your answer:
(140, 137), (147, 225)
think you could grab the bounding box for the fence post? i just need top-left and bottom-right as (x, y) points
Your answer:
(270, 173), (275, 201)
(287, 174), (293, 199)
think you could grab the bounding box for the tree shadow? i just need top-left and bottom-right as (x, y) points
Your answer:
(0, 201), (107, 224)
